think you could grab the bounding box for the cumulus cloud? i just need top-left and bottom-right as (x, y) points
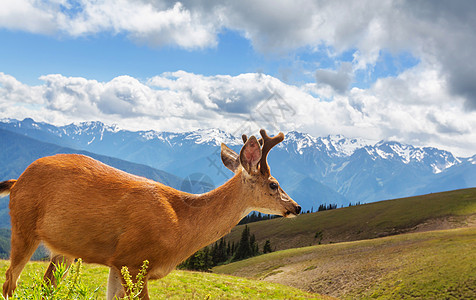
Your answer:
(345, 63), (476, 154)
(2, 2), (476, 156)
(1, 71), (475, 156)
(2, 0), (475, 109)
(315, 62), (353, 94)
(0, 0), (218, 49)
(0, 0), (57, 34)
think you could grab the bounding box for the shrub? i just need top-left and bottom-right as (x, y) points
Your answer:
(5, 258), (100, 300)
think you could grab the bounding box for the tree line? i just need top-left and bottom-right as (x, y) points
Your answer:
(178, 225), (272, 271)
(179, 202), (365, 271)
(238, 202), (364, 225)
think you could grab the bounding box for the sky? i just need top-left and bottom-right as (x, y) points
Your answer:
(0, 0), (475, 157)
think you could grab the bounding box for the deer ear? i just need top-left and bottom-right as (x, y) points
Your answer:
(221, 143), (240, 173)
(239, 136), (262, 175)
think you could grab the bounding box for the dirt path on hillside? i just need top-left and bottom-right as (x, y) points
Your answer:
(259, 218), (476, 299)
(261, 241), (400, 298)
(410, 214), (476, 233)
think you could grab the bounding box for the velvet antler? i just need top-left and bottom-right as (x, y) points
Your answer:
(259, 129), (284, 175)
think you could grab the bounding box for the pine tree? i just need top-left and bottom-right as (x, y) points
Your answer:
(216, 237), (227, 264)
(250, 234), (256, 255)
(263, 240), (272, 253)
(226, 241), (231, 257)
(233, 225), (253, 261)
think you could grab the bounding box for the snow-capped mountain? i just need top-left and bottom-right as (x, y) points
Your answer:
(1, 118), (474, 211)
(282, 131), (373, 157)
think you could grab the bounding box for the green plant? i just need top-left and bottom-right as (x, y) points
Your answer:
(4, 258), (100, 300)
(0, 260), (320, 299)
(314, 230), (323, 244)
(120, 260), (149, 300)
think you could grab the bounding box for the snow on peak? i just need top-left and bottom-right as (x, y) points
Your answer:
(368, 141), (425, 164)
(469, 155), (476, 165)
(140, 130), (169, 141)
(184, 128), (241, 146)
(362, 141), (459, 173)
(389, 143), (420, 164)
(283, 131), (375, 156)
(284, 131), (319, 154)
(139, 128), (241, 146)
(325, 135), (373, 157)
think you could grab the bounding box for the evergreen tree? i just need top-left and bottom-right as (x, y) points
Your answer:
(181, 246), (213, 271)
(233, 225), (253, 261)
(263, 240), (272, 254)
(216, 237), (227, 264)
(226, 241), (231, 257)
(250, 234), (256, 255)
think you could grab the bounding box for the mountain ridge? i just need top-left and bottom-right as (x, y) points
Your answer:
(1, 118), (474, 211)
(0, 128), (184, 227)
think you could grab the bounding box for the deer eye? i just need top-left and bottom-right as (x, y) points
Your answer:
(269, 182), (278, 190)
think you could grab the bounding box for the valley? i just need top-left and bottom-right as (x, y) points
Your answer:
(214, 227), (476, 299)
(0, 118), (475, 299)
(222, 188), (476, 251)
(213, 188), (476, 299)
(2, 118), (475, 212)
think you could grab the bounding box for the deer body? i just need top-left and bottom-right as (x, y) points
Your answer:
(1, 130), (300, 299)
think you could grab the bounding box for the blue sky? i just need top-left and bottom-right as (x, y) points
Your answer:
(0, 28), (419, 88)
(0, 29), (262, 84)
(0, 1), (475, 156)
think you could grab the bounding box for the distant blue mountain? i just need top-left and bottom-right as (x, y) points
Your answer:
(1, 118), (475, 212)
(0, 128), (183, 227)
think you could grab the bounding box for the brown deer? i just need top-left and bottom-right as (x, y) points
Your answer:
(0, 129), (300, 299)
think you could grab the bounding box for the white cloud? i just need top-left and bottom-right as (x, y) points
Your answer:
(0, 0), (57, 34)
(315, 62), (353, 94)
(61, 1), (218, 49)
(1, 2), (476, 156)
(1, 0), (218, 49)
(346, 64), (476, 154)
(1, 71), (475, 157)
(0, 73), (44, 104)
(3, 0), (474, 109)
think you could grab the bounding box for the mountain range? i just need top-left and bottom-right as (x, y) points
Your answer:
(1, 118), (475, 215)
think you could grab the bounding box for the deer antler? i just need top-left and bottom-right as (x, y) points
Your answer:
(259, 129), (284, 175)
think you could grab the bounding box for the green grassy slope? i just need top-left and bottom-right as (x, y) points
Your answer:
(224, 188), (476, 251)
(214, 227), (476, 299)
(0, 260), (323, 299)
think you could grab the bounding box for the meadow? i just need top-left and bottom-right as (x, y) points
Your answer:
(214, 227), (476, 299)
(223, 188), (476, 251)
(0, 260), (322, 299)
(0, 188), (475, 299)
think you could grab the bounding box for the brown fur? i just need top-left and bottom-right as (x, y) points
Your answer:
(1, 131), (300, 299)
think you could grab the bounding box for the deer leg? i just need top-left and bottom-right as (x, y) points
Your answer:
(125, 276), (149, 300)
(108, 266), (149, 300)
(107, 267), (125, 300)
(138, 280), (149, 300)
(43, 254), (73, 287)
(2, 233), (40, 298)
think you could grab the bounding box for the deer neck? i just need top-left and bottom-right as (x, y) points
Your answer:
(174, 171), (250, 253)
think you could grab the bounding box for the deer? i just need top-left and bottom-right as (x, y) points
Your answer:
(0, 129), (300, 299)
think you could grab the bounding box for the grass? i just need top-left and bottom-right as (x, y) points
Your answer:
(0, 260), (321, 299)
(1, 189), (474, 299)
(214, 227), (476, 299)
(224, 188), (476, 251)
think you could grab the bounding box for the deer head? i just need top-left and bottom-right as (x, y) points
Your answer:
(221, 129), (301, 218)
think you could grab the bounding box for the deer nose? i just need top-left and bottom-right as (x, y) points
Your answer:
(296, 205), (301, 214)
